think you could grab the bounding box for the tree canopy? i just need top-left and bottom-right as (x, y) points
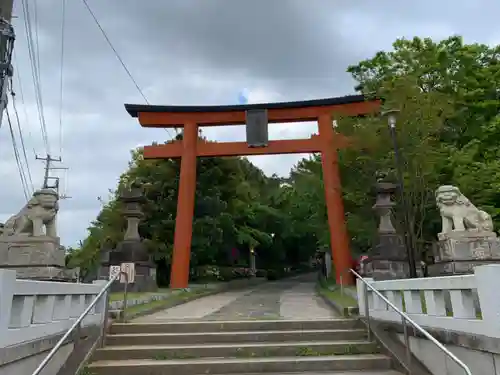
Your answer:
(69, 35), (500, 284)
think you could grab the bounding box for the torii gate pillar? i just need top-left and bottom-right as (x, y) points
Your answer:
(318, 114), (352, 283)
(171, 122), (198, 288)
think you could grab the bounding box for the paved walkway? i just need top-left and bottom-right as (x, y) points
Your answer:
(134, 274), (336, 322)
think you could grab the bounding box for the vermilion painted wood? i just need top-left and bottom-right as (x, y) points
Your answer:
(126, 97), (381, 288)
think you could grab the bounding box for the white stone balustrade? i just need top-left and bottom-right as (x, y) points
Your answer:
(0, 269), (107, 347)
(357, 264), (500, 338)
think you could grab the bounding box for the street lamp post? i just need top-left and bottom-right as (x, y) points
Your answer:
(249, 247), (256, 276)
(381, 109), (418, 278)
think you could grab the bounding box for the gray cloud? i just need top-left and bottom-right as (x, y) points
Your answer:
(0, 0), (498, 247)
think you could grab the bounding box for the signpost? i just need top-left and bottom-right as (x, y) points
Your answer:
(109, 265), (120, 280)
(108, 263), (135, 321)
(120, 262), (135, 283)
(108, 263), (135, 283)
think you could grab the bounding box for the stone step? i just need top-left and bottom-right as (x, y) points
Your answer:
(105, 329), (367, 346)
(211, 372), (403, 375)
(110, 319), (360, 334)
(88, 354), (393, 374)
(93, 340), (379, 361)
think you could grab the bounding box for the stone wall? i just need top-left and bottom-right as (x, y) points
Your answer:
(357, 264), (500, 374)
(0, 269), (107, 374)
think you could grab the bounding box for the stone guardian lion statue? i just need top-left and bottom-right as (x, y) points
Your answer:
(1, 188), (59, 237)
(435, 185), (493, 234)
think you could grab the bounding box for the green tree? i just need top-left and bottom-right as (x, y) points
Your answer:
(347, 35), (500, 237)
(348, 36), (500, 146)
(336, 76), (454, 255)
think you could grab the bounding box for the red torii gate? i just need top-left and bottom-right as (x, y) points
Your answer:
(125, 95), (381, 288)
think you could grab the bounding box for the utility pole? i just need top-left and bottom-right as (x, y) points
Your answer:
(37, 154), (61, 189)
(36, 154), (71, 199)
(0, 0), (14, 127)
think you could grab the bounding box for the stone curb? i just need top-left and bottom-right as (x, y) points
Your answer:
(109, 292), (175, 310)
(316, 285), (359, 317)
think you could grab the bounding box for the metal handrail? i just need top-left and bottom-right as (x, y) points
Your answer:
(350, 268), (472, 375)
(31, 271), (128, 375)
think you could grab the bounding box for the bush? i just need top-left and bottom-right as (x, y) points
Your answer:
(232, 267), (253, 279)
(266, 268), (287, 280)
(255, 269), (267, 278)
(266, 269), (278, 280)
(192, 265), (221, 281)
(218, 267), (234, 281)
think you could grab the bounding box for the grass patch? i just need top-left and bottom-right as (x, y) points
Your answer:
(322, 288), (357, 308)
(152, 352), (197, 360)
(109, 288), (171, 302)
(149, 343), (381, 361)
(119, 287), (215, 320)
(78, 367), (96, 375)
(317, 278), (357, 309)
(295, 344), (379, 356)
(124, 298), (175, 316)
(109, 292), (152, 302)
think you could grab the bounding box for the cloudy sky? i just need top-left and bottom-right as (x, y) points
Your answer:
(0, 0), (498, 247)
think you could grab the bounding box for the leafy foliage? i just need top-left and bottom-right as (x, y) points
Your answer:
(344, 35), (500, 254)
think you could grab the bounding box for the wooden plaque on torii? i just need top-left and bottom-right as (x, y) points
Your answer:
(125, 95), (381, 288)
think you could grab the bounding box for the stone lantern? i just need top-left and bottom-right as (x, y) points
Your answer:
(105, 185), (157, 292)
(366, 182), (416, 280)
(121, 185), (145, 241)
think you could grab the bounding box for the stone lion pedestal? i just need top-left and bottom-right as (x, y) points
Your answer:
(0, 189), (79, 281)
(429, 231), (500, 276)
(429, 185), (500, 276)
(0, 236), (78, 281)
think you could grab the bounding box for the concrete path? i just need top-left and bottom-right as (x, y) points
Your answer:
(279, 280), (334, 320)
(133, 273), (337, 322)
(133, 289), (255, 322)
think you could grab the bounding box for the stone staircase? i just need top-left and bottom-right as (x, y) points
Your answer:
(87, 319), (400, 374)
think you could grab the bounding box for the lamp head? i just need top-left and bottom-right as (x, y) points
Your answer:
(381, 109), (400, 129)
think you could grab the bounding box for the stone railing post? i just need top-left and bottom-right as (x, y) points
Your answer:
(92, 280), (108, 322)
(0, 269), (16, 347)
(356, 276), (373, 317)
(475, 264), (500, 338)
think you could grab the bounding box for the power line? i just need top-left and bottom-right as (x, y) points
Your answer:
(6, 107), (30, 201)
(81, 0), (149, 104)
(58, 0), (66, 156)
(80, 0), (175, 138)
(0, 7), (15, 128)
(12, 51), (36, 157)
(21, 0), (50, 154)
(9, 79), (34, 192)
(31, 0), (41, 79)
